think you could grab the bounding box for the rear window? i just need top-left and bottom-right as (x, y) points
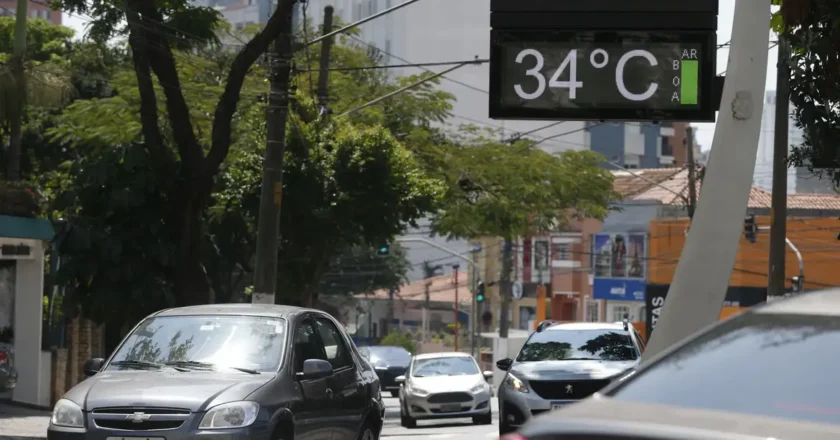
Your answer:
(609, 314), (840, 425)
(517, 328), (638, 362)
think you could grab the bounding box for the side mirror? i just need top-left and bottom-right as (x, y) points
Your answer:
(83, 358), (105, 377)
(297, 359), (333, 380)
(496, 358), (512, 371)
(394, 375), (406, 384)
(483, 371), (493, 380)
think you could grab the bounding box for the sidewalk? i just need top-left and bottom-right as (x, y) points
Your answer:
(0, 400), (50, 440)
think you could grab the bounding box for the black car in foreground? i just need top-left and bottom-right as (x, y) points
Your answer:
(359, 345), (411, 397)
(507, 289), (840, 440)
(48, 304), (384, 440)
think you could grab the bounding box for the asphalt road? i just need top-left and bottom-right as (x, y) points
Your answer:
(381, 396), (501, 440)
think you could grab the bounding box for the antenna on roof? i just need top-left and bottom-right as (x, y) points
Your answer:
(536, 320), (556, 332)
(622, 316), (630, 331)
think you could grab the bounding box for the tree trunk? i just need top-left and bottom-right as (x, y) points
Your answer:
(172, 194), (209, 306)
(499, 239), (513, 338)
(6, 0), (28, 181)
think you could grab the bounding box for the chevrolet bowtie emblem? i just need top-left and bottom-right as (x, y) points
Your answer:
(565, 384), (573, 394)
(126, 412), (152, 423)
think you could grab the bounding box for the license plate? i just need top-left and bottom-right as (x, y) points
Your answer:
(551, 401), (571, 410)
(440, 403), (461, 412)
(107, 437), (165, 440)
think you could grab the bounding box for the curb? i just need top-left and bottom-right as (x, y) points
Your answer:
(0, 436), (47, 440)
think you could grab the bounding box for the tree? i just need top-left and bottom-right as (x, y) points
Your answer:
(773, 0), (840, 183)
(431, 128), (619, 336)
(56, 0), (302, 304)
(319, 244), (410, 297)
(0, 17), (74, 180)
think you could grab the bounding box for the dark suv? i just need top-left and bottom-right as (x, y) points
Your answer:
(47, 304), (384, 440)
(358, 346), (411, 397)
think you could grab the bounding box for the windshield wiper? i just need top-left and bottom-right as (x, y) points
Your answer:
(558, 357), (598, 361)
(165, 361), (260, 374)
(111, 360), (163, 370)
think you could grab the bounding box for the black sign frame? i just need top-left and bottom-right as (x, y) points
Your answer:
(489, 30), (717, 122)
(489, 0), (718, 122)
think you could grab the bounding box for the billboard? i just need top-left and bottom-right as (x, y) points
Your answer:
(592, 233), (646, 301)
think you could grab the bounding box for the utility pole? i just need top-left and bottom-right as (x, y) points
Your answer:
(499, 240), (513, 338)
(453, 264), (460, 352)
(6, 0), (29, 180)
(685, 125), (698, 220)
(316, 6), (334, 115)
(469, 245), (479, 358)
(768, 38), (791, 297)
(386, 287), (394, 335)
(252, 0), (296, 304)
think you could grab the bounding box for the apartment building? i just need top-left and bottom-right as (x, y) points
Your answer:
(586, 121), (697, 170)
(0, 0), (61, 25)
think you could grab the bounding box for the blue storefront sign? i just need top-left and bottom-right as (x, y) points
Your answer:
(592, 232), (646, 301)
(593, 278), (646, 301)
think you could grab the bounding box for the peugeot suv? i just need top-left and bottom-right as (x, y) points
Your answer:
(47, 304), (384, 440)
(496, 321), (643, 434)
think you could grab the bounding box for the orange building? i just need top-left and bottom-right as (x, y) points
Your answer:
(647, 208), (840, 337)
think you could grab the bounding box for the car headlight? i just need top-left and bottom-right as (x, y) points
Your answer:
(199, 401), (260, 429)
(470, 382), (488, 393)
(503, 373), (529, 393)
(51, 399), (84, 428)
(406, 383), (429, 397)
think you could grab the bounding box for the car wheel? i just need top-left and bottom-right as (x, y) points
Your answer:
(400, 401), (416, 428)
(498, 408), (514, 435)
(390, 390), (399, 398)
(357, 422), (378, 440)
(473, 411), (492, 425)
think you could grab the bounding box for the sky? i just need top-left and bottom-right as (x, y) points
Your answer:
(62, 0), (776, 152)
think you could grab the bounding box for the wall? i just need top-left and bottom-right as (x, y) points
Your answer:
(0, 262), (13, 331)
(0, 1), (61, 25)
(649, 216), (840, 290)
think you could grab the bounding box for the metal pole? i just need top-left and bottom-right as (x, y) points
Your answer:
(685, 126), (698, 219)
(785, 237), (803, 288)
(768, 39), (790, 297)
(316, 6), (335, 113)
(305, 0), (423, 46)
(453, 264), (460, 352)
(470, 246), (479, 359)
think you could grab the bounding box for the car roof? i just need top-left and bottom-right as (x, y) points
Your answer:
(543, 322), (627, 331)
(752, 288), (840, 316)
(152, 303), (312, 319)
(523, 397), (840, 440)
(413, 351), (472, 360)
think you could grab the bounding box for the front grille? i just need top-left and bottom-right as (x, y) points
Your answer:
(528, 379), (610, 400)
(427, 392), (472, 403)
(94, 420), (184, 430)
(92, 407), (190, 431)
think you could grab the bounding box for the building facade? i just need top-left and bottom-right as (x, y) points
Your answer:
(0, 0), (61, 24)
(586, 121), (695, 169)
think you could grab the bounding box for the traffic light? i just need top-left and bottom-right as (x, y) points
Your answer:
(476, 281), (485, 303)
(376, 244), (390, 256)
(744, 214), (757, 243)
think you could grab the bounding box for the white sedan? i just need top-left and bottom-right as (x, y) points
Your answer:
(397, 352), (493, 428)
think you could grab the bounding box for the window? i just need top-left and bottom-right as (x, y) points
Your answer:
(609, 314), (840, 426)
(293, 319), (324, 372)
(585, 299), (600, 322)
(517, 329), (638, 362)
(411, 356), (479, 377)
(625, 164), (638, 169)
(660, 136), (673, 156)
(519, 307), (536, 330)
(314, 317), (352, 370)
(554, 243), (571, 260)
(533, 240), (549, 271)
(612, 305), (630, 322)
(109, 315), (287, 373)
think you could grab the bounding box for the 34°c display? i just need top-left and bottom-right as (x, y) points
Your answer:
(489, 30), (716, 121)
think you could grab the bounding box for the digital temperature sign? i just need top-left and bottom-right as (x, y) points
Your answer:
(489, 30), (716, 121)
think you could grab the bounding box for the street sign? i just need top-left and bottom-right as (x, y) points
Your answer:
(489, 0), (718, 122)
(512, 280), (523, 299)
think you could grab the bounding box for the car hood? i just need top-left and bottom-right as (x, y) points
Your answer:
(64, 369), (274, 412)
(512, 360), (637, 381)
(410, 374), (484, 393)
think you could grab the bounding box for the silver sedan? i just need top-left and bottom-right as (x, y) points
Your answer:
(397, 352), (493, 428)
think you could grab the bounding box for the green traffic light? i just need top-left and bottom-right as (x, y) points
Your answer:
(476, 294), (484, 303)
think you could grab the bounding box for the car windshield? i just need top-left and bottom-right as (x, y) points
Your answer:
(412, 356), (479, 377)
(108, 315), (287, 373)
(608, 313), (840, 426)
(367, 346), (411, 364)
(516, 328), (638, 362)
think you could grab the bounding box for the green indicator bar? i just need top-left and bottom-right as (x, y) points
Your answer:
(681, 60), (699, 104)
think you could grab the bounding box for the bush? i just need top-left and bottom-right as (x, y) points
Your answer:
(379, 331), (417, 354)
(0, 181), (41, 217)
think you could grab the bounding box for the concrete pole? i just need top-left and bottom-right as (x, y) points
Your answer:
(643, 0), (771, 360)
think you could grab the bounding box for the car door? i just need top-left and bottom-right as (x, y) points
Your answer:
(313, 316), (366, 440)
(291, 317), (335, 440)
